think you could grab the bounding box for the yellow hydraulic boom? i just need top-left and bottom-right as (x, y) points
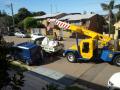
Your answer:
(48, 19), (112, 59)
(48, 19), (111, 45)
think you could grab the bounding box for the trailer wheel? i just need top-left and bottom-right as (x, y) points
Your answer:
(25, 60), (32, 66)
(113, 55), (120, 66)
(12, 56), (18, 60)
(66, 52), (76, 63)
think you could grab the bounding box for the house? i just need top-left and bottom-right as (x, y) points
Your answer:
(58, 13), (107, 38)
(59, 13), (107, 33)
(114, 21), (120, 39)
(32, 13), (67, 35)
(32, 13), (107, 38)
(34, 13), (66, 20)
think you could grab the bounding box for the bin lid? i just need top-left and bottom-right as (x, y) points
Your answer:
(16, 42), (38, 49)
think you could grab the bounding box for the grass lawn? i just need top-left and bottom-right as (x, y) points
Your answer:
(10, 61), (29, 72)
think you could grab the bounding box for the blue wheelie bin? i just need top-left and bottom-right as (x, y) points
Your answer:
(12, 42), (42, 65)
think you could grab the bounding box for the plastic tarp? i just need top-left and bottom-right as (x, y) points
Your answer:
(49, 40), (58, 47)
(41, 37), (58, 47)
(41, 37), (50, 46)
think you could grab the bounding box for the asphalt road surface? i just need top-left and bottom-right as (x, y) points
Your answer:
(4, 36), (120, 90)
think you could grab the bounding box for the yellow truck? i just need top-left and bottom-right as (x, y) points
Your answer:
(48, 19), (120, 66)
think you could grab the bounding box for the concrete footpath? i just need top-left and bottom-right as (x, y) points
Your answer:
(23, 66), (108, 90)
(22, 67), (75, 90)
(23, 67), (94, 90)
(30, 67), (75, 87)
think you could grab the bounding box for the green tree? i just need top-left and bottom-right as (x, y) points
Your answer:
(5, 16), (13, 27)
(115, 4), (120, 21)
(115, 4), (120, 12)
(32, 11), (46, 16)
(101, 0), (117, 35)
(18, 8), (32, 20)
(0, 10), (2, 17)
(0, 35), (24, 90)
(18, 21), (24, 29)
(14, 14), (20, 25)
(24, 17), (37, 30)
(116, 12), (120, 21)
(0, 15), (13, 32)
(14, 8), (32, 25)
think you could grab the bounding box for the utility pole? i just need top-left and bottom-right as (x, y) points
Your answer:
(109, 11), (111, 37)
(10, 3), (15, 31)
(55, 4), (58, 13)
(50, 3), (53, 15)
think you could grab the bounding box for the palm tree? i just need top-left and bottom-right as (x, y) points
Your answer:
(115, 4), (120, 12)
(101, 0), (116, 36)
(115, 4), (120, 21)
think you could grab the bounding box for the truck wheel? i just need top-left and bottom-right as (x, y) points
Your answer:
(66, 52), (76, 63)
(12, 56), (18, 60)
(113, 55), (120, 66)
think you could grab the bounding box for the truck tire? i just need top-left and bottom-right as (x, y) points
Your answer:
(66, 52), (76, 63)
(113, 55), (120, 66)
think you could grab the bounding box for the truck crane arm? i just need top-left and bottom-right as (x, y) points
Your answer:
(47, 19), (120, 66)
(48, 18), (112, 46)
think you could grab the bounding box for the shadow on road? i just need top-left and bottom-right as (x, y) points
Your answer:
(37, 52), (112, 66)
(77, 58), (112, 65)
(35, 51), (63, 66)
(75, 78), (108, 90)
(26, 70), (108, 90)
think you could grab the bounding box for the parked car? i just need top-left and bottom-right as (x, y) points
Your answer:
(32, 37), (45, 46)
(8, 32), (15, 36)
(31, 33), (45, 45)
(31, 33), (44, 38)
(108, 72), (120, 90)
(14, 32), (29, 38)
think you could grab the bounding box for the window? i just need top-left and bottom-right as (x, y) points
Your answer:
(82, 42), (89, 53)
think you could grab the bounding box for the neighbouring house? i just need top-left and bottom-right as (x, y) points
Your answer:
(32, 13), (67, 35)
(114, 21), (120, 39)
(32, 13), (107, 39)
(59, 13), (107, 38)
(34, 13), (67, 20)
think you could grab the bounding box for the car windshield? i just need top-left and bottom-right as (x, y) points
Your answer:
(16, 32), (26, 34)
(34, 33), (42, 35)
(21, 32), (26, 34)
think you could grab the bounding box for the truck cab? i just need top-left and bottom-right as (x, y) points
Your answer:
(63, 39), (120, 66)
(48, 18), (120, 66)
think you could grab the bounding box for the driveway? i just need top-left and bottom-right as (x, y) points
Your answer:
(4, 36), (120, 89)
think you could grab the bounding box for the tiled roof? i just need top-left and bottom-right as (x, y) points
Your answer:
(33, 13), (64, 19)
(59, 14), (96, 21)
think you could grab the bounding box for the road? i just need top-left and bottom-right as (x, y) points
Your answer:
(4, 36), (120, 90)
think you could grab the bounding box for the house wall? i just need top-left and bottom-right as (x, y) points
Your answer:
(62, 14), (107, 38)
(86, 14), (106, 34)
(41, 28), (47, 35)
(30, 28), (41, 34)
(53, 29), (72, 38)
(34, 14), (107, 39)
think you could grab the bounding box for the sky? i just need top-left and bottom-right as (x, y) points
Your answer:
(0, 0), (120, 15)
